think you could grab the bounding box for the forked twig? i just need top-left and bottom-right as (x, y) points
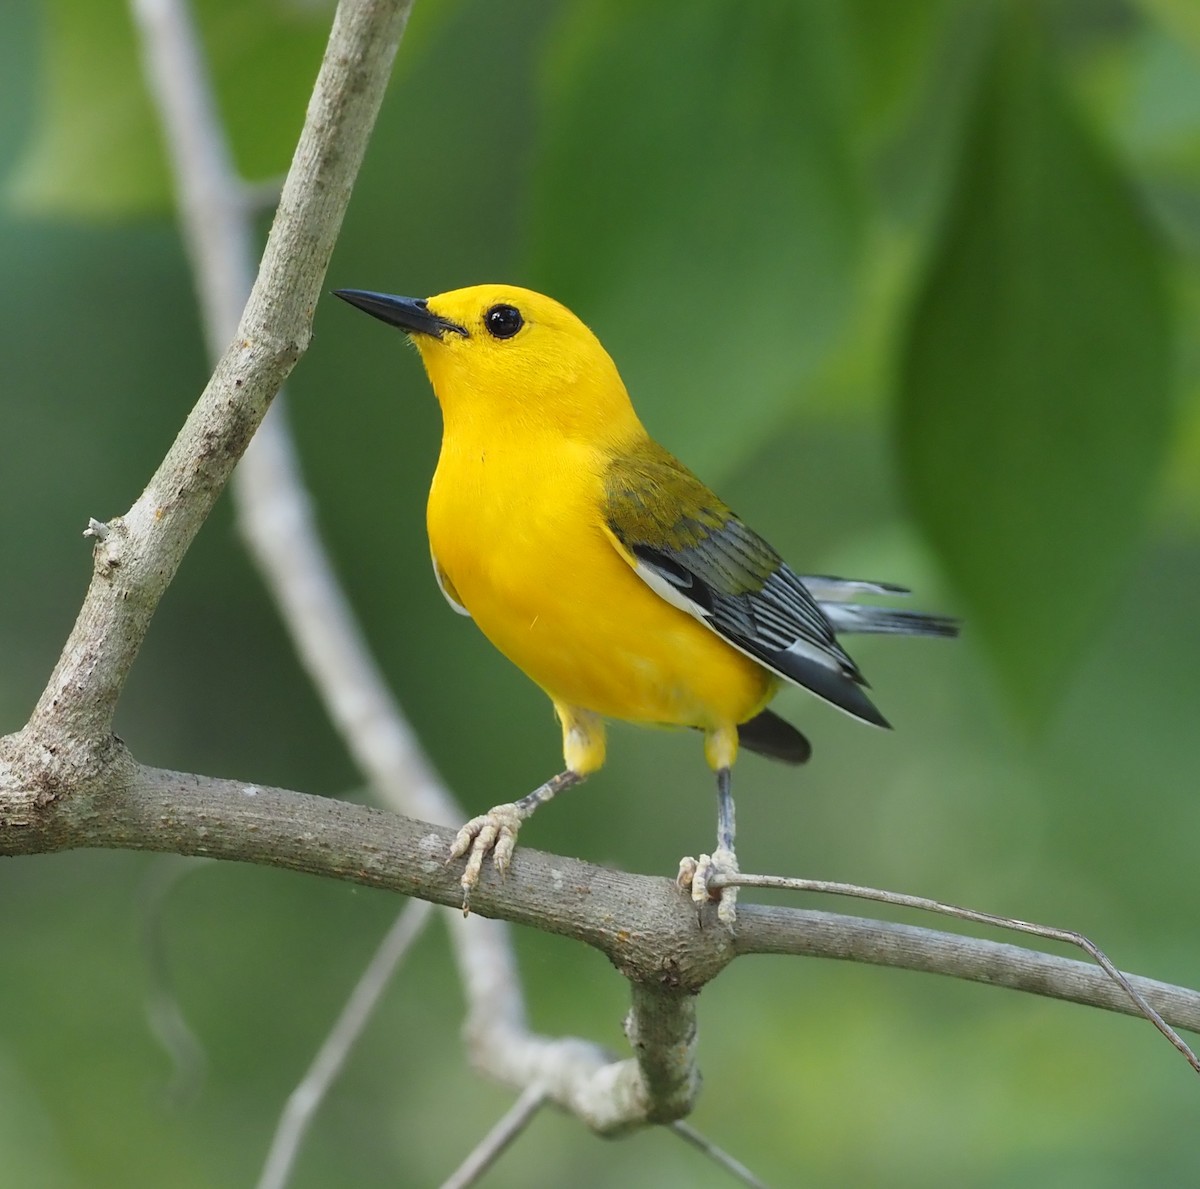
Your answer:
(716, 872), (1200, 1076)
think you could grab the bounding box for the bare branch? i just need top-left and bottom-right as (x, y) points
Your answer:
(132, 0), (254, 353)
(733, 902), (1200, 1030)
(624, 983), (700, 1121)
(231, 414), (456, 828)
(2, 763), (1197, 1039)
(257, 899), (435, 1189)
(440, 1083), (548, 1189)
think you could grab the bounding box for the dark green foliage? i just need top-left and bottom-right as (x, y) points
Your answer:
(899, 8), (1172, 722)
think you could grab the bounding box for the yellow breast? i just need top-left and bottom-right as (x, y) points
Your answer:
(427, 435), (773, 730)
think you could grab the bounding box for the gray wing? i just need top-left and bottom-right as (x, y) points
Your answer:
(614, 522), (891, 728)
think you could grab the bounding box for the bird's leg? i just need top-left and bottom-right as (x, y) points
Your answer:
(716, 763), (735, 853)
(682, 766), (740, 924)
(678, 726), (741, 924)
(449, 770), (585, 913)
(450, 704), (604, 915)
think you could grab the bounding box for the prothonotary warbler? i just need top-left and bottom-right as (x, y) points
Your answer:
(336, 284), (958, 918)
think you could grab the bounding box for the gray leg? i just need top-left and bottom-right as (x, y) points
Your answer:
(678, 766), (741, 926)
(716, 766), (735, 853)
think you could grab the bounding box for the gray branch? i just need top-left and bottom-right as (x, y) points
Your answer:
(1, 760), (1196, 1042)
(257, 898), (436, 1189)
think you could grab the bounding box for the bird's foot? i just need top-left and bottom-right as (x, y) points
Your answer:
(448, 802), (525, 915)
(448, 770), (584, 914)
(676, 844), (740, 925)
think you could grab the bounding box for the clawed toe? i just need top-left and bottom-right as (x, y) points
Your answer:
(448, 803), (524, 914)
(446, 771), (585, 914)
(678, 845), (740, 925)
(676, 855), (700, 890)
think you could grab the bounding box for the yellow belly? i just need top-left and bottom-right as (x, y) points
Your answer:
(427, 442), (773, 730)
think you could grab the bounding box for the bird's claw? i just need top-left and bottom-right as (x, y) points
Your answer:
(676, 856), (700, 890)
(676, 845), (740, 925)
(448, 803), (524, 914)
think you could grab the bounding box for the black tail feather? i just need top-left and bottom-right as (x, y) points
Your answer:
(820, 603), (960, 639)
(738, 710), (813, 765)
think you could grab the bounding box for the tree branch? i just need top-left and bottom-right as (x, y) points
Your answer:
(1, 762), (1196, 1042)
(734, 906), (1200, 1032)
(441, 1083), (548, 1189)
(722, 871), (1199, 1072)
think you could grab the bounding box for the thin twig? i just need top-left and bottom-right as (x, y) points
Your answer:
(439, 1083), (549, 1189)
(716, 872), (1200, 1076)
(670, 1121), (769, 1189)
(256, 899), (435, 1189)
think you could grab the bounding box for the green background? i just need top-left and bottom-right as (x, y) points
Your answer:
(2, 0), (1199, 1185)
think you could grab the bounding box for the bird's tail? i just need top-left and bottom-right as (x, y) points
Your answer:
(798, 574), (959, 639)
(818, 602), (960, 639)
(738, 709), (812, 765)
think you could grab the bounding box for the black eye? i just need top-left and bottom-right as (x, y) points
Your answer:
(484, 304), (524, 339)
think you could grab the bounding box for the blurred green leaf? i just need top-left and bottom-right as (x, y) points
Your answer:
(1160, 266), (1200, 526)
(898, 9), (1172, 722)
(8, 0), (174, 216)
(1136, 0), (1200, 59)
(1118, 27), (1200, 256)
(842, 0), (955, 149)
(6, 0), (449, 220)
(530, 0), (864, 478)
(9, 0), (331, 218)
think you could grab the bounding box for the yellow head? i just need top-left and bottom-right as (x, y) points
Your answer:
(336, 283), (644, 447)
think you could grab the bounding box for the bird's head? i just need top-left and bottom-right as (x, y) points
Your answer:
(335, 284), (643, 445)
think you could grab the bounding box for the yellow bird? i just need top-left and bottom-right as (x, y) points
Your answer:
(336, 284), (957, 916)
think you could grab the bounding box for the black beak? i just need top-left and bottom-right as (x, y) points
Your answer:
(334, 289), (467, 338)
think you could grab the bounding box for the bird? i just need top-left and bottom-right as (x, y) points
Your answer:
(335, 284), (958, 918)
